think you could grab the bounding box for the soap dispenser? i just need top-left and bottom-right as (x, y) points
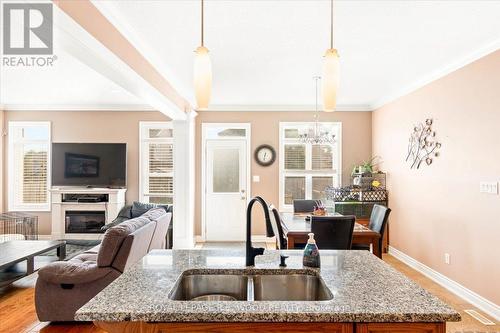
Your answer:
(303, 233), (320, 268)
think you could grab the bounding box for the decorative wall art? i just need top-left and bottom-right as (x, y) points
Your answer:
(406, 118), (441, 169)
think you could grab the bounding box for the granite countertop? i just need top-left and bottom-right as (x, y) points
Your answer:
(75, 249), (461, 323)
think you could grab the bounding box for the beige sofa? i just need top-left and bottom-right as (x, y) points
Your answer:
(35, 208), (171, 322)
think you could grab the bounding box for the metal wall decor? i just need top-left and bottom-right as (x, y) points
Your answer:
(406, 118), (441, 169)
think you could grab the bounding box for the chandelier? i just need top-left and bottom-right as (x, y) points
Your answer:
(299, 77), (336, 145)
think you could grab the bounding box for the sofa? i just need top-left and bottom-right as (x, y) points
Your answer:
(103, 201), (174, 249)
(35, 208), (171, 322)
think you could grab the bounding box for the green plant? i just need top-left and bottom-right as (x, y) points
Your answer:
(355, 156), (382, 174)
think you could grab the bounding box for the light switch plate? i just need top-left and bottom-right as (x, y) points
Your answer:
(480, 182), (498, 194)
(253, 175), (260, 183)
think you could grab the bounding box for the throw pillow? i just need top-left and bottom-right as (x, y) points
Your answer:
(131, 201), (171, 218)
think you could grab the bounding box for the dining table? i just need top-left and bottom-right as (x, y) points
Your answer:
(280, 212), (382, 258)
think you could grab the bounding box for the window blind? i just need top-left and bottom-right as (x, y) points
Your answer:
(140, 122), (174, 205)
(284, 144), (306, 170)
(8, 122), (51, 211)
(22, 148), (48, 203)
(312, 145), (333, 170)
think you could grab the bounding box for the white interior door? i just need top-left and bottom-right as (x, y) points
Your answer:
(205, 140), (247, 241)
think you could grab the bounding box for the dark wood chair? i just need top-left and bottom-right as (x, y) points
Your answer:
(269, 205), (287, 250)
(293, 200), (318, 214)
(352, 204), (391, 252)
(311, 215), (356, 250)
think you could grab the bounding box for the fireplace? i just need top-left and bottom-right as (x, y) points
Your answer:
(65, 211), (105, 234)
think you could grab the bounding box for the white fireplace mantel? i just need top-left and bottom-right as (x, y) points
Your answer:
(50, 187), (126, 240)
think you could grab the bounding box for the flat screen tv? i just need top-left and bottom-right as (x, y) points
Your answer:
(52, 143), (126, 188)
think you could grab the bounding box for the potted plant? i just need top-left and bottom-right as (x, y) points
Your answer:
(356, 156), (381, 175)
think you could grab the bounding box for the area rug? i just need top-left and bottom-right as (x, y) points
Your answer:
(45, 239), (101, 260)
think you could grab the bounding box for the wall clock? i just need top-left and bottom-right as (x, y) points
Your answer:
(254, 144), (276, 167)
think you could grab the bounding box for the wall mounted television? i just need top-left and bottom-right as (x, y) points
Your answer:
(52, 143), (126, 188)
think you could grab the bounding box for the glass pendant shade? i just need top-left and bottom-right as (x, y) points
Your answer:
(194, 45), (212, 110)
(321, 48), (339, 112)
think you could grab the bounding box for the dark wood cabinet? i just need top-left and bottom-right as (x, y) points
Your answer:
(356, 323), (445, 333)
(96, 321), (446, 333)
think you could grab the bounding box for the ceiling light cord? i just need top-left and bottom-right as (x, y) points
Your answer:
(330, 0), (334, 49)
(314, 76), (320, 113)
(201, 0), (204, 46)
(194, 0), (211, 110)
(322, 0), (339, 112)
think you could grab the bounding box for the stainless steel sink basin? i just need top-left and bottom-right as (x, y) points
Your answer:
(169, 272), (248, 301)
(169, 270), (332, 302)
(252, 274), (333, 301)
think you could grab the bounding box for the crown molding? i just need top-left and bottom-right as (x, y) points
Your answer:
(204, 104), (373, 112)
(1, 103), (373, 112)
(370, 38), (500, 110)
(2, 104), (155, 111)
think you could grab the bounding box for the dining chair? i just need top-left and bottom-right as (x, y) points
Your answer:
(293, 199), (318, 214)
(352, 204), (391, 252)
(311, 215), (356, 250)
(269, 205), (287, 250)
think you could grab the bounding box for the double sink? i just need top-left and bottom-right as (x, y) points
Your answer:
(169, 269), (333, 302)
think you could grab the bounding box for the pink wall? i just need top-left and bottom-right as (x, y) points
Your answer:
(194, 111), (372, 236)
(2, 110), (371, 237)
(2, 111), (169, 235)
(372, 50), (500, 305)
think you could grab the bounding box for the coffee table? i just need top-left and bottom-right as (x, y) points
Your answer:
(0, 240), (66, 286)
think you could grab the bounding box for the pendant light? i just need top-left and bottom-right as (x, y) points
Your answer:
(321, 0), (339, 112)
(194, 0), (212, 110)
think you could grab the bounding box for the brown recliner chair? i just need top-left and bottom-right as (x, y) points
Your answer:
(35, 208), (171, 322)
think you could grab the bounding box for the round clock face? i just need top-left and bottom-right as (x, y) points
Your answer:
(255, 145), (276, 166)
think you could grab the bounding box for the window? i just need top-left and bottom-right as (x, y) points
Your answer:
(8, 121), (51, 211)
(279, 122), (341, 211)
(139, 122), (174, 204)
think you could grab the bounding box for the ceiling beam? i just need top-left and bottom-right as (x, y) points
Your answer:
(52, 0), (191, 119)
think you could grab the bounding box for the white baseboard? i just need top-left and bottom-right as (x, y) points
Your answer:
(195, 235), (275, 244)
(388, 246), (500, 321)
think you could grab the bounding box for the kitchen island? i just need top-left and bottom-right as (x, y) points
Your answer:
(76, 249), (460, 333)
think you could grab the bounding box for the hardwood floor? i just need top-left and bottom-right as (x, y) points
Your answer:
(0, 254), (497, 333)
(383, 255), (498, 333)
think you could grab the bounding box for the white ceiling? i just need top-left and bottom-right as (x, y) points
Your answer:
(95, 0), (500, 110)
(2, 0), (500, 111)
(0, 47), (145, 109)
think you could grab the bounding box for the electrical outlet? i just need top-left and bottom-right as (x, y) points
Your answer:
(444, 253), (450, 265)
(480, 182), (498, 194)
